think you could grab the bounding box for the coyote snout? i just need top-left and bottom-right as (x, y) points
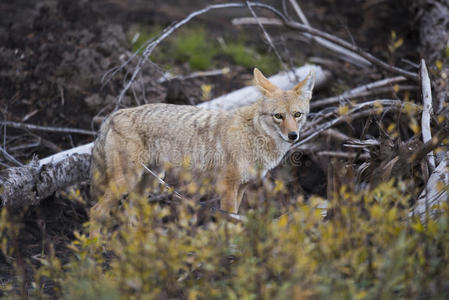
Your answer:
(89, 67), (315, 228)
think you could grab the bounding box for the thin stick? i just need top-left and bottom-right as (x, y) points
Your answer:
(115, 3), (249, 109)
(1, 121), (96, 136)
(420, 59), (436, 171)
(246, 1), (285, 69)
(141, 163), (186, 202)
(141, 163), (244, 222)
(287, 0), (371, 67)
(158, 67), (230, 82)
(233, 17), (370, 67)
(311, 76), (407, 108)
(294, 99), (404, 148)
(287, 0), (310, 25)
(232, 14), (418, 80)
(0, 145), (23, 167)
(283, 20), (418, 80)
(317, 150), (370, 160)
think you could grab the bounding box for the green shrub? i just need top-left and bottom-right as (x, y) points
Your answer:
(128, 25), (281, 73)
(0, 178), (445, 299)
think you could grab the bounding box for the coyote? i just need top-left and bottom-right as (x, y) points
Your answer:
(90, 68), (315, 223)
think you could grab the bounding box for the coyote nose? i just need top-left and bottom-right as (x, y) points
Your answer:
(288, 131), (298, 141)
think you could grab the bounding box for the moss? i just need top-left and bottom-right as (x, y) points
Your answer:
(128, 25), (281, 73)
(171, 27), (217, 70)
(223, 42), (279, 75)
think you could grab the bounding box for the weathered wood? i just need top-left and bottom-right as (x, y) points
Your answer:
(0, 65), (329, 208)
(419, 0), (449, 113)
(1, 154), (90, 208)
(413, 153), (449, 218)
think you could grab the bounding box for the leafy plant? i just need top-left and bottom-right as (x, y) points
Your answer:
(1, 176), (447, 299)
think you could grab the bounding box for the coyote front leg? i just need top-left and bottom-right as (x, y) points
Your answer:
(218, 167), (242, 213)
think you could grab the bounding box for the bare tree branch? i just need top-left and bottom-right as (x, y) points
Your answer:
(420, 59), (436, 171)
(1, 121), (96, 136)
(311, 76), (408, 108)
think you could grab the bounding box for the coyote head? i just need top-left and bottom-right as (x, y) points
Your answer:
(254, 68), (315, 143)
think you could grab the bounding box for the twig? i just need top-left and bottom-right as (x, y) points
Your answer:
(0, 145), (23, 167)
(245, 1), (286, 69)
(317, 150), (370, 160)
(322, 128), (352, 142)
(141, 163), (244, 223)
(158, 67), (230, 83)
(420, 59), (436, 171)
(408, 127), (449, 165)
(413, 152), (449, 218)
(310, 76), (407, 108)
(294, 99), (405, 148)
(1, 121), (96, 136)
(233, 17), (370, 67)
(141, 163), (186, 202)
(232, 12), (419, 80)
(287, 0), (371, 67)
(283, 21), (419, 80)
(114, 3), (249, 109)
(287, 0), (310, 25)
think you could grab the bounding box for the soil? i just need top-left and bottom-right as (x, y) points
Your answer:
(0, 0), (422, 293)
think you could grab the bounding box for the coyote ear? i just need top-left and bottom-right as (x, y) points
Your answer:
(293, 70), (315, 99)
(254, 68), (279, 96)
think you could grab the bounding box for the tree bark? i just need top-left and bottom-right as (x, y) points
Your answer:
(0, 65), (329, 208)
(419, 0), (449, 113)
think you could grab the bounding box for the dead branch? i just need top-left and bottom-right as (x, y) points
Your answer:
(141, 164), (244, 223)
(310, 76), (407, 108)
(296, 99), (406, 147)
(419, 59), (436, 171)
(287, 0), (371, 67)
(0, 146), (23, 167)
(246, 1), (286, 69)
(158, 68), (230, 82)
(317, 150), (370, 160)
(233, 15), (419, 80)
(413, 153), (449, 219)
(1, 154), (90, 209)
(1, 121), (96, 136)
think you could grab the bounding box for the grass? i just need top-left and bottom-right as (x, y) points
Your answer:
(128, 25), (281, 74)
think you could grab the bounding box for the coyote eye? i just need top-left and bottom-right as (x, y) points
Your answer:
(294, 112), (302, 118)
(273, 113), (283, 120)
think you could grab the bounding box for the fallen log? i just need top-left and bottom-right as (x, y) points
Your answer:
(413, 153), (449, 219)
(0, 65), (329, 208)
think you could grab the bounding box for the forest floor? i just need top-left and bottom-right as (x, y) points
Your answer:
(0, 0), (423, 290)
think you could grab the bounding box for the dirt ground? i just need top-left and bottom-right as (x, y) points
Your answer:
(0, 0), (422, 290)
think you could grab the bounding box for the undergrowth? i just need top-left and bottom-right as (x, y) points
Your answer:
(129, 25), (280, 74)
(1, 178), (449, 299)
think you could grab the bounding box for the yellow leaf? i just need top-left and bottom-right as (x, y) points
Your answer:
(436, 60), (443, 71)
(393, 84), (400, 93)
(412, 220), (424, 232)
(278, 214), (288, 228)
(387, 123), (396, 133)
(393, 38), (403, 49)
(391, 31), (397, 40)
(409, 120), (420, 134)
(373, 100), (384, 114)
(273, 179), (285, 193)
(338, 105), (349, 116)
(201, 84), (213, 101)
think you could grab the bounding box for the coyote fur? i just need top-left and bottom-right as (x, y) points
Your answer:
(90, 68), (315, 223)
